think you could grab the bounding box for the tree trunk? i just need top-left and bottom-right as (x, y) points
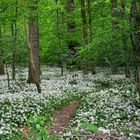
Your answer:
(56, 0), (63, 73)
(86, 0), (95, 74)
(11, 6), (18, 80)
(111, 0), (118, 74)
(0, 60), (4, 75)
(0, 27), (4, 75)
(28, 21), (40, 84)
(56, 0), (61, 49)
(121, 0), (130, 78)
(12, 27), (16, 80)
(111, 0), (118, 30)
(130, 0), (140, 95)
(137, 66), (140, 94)
(81, 0), (88, 47)
(11, 22), (17, 80)
(66, 0), (77, 55)
(24, 0), (41, 93)
(87, 0), (92, 43)
(5, 60), (10, 89)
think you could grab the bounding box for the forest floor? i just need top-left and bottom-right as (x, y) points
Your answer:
(21, 101), (79, 138)
(0, 67), (140, 140)
(49, 101), (79, 135)
(49, 100), (127, 140)
(22, 100), (128, 140)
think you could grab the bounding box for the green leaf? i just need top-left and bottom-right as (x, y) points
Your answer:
(36, 124), (41, 129)
(136, 0), (140, 4)
(81, 122), (99, 132)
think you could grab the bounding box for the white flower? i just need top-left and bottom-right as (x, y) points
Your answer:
(0, 130), (3, 134)
(98, 127), (110, 134)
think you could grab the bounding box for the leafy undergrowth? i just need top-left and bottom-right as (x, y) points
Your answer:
(0, 67), (140, 140)
(64, 73), (140, 140)
(0, 67), (95, 139)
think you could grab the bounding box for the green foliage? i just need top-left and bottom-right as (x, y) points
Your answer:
(81, 122), (99, 132)
(136, 0), (140, 4)
(28, 115), (48, 140)
(0, 0), (133, 68)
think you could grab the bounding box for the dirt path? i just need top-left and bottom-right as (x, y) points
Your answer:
(49, 101), (79, 135)
(21, 101), (79, 139)
(21, 101), (127, 140)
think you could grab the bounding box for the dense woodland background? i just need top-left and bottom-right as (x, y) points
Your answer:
(1, 0), (140, 90)
(0, 0), (140, 139)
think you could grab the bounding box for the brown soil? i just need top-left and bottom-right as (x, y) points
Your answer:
(20, 126), (30, 139)
(20, 101), (127, 140)
(20, 101), (79, 139)
(49, 101), (79, 135)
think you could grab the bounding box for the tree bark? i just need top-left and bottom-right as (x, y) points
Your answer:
(121, 0), (130, 78)
(111, 0), (118, 30)
(81, 0), (88, 47)
(111, 0), (118, 73)
(56, 0), (61, 49)
(11, 24), (16, 80)
(11, 7), (17, 80)
(11, 3), (18, 80)
(87, 0), (92, 43)
(66, 0), (77, 55)
(56, 0), (63, 72)
(0, 60), (5, 75)
(0, 27), (4, 75)
(24, 0), (41, 93)
(130, 0), (140, 94)
(5, 59), (10, 88)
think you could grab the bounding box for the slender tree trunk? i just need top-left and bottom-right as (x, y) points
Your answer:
(87, 0), (92, 43)
(111, 0), (118, 73)
(61, 63), (64, 76)
(56, 0), (63, 75)
(11, 6), (18, 80)
(112, 0), (118, 29)
(56, 0), (61, 48)
(121, 0), (130, 78)
(24, 0), (41, 93)
(86, 0), (95, 74)
(130, 0), (140, 95)
(0, 27), (5, 75)
(11, 24), (16, 80)
(2, 27), (10, 88)
(0, 60), (5, 75)
(11, 16), (17, 80)
(81, 0), (88, 47)
(5, 60), (10, 89)
(66, 0), (77, 55)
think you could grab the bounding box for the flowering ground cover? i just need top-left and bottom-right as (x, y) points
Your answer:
(0, 67), (95, 139)
(0, 67), (140, 140)
(64, 73), (140, 140)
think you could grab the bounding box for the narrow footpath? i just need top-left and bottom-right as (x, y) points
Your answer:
(49, 101), (79, 135)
